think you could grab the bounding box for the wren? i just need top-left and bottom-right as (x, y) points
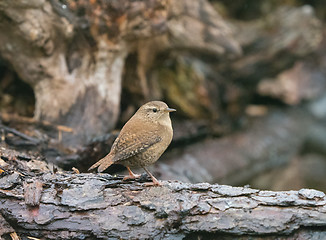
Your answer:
(88, 101), (175, 186)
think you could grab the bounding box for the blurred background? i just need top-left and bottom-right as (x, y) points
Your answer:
(1, 0), (326, 192)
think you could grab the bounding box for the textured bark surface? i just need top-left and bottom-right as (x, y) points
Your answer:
(1, 147), (326, 239)
(0, 167), (326, 240)
(0, 0), (241, 146)
(0, 0), (126, 146)
(229, 5), (322, 82)
(0, 2), (324, 183)
(1, 2), (326, 238)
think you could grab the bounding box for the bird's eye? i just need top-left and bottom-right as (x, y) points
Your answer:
(152, 108), (158, 113)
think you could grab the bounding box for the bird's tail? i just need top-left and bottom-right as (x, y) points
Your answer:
(88, 154), (114, 173)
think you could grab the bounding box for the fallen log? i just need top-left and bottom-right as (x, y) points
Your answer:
(0, 161), (326, 239)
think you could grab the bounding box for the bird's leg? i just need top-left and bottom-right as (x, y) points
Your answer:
(143, 167), (161, 186)
(123, 166), (141, 180)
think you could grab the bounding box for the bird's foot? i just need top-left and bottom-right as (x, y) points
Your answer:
(123, 174), (141, 180)
(144, 180), (162, 187)
(142, 167), (162, 186)
(123, 167), (141, 180)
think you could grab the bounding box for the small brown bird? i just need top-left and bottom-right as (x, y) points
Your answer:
(88, 101), (176, 185)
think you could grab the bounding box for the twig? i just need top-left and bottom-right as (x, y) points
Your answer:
(0, 112), (74, 133)
(0, 124), (40, 144)
(10, 232), (21, 240)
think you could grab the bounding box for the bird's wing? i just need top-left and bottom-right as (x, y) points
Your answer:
(110, 121), (161, 163)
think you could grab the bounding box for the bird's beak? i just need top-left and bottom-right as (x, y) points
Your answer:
(165, 107), (176, 112)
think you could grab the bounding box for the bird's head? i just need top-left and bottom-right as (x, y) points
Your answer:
(136, 101), (176, 123)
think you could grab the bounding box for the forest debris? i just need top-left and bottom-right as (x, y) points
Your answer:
(0, 159), (7, 173)
(16, 155), (31, 161)
(230, 6), (322, 81)
(71, 167), (80, 174)
(0, 124), (40, 145)
(167, 0), (242, 57)
(25, 160), (52, 173)
(298, 188), (325, 200)
(0, 214), (14, 236)
(0, 113), (74, 133)
(0, 112), (74, 143)
(156, 55), (221, 119)
(9, 232), (20, 240)
(258, 61), (326, 104)
(23, 180), (43, 207)
(0, 172), (20, 189)
(245, 105), (268, 116)
(1, 129), (4, 142)
(27, 237), (41, 240)
(155, 109), (313, 185)
(211, 185), (259, 197)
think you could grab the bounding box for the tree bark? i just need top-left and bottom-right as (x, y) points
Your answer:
(228, 5), (322, 82)
(1, 3), (326, 238)
(0, 0), (241, 147)
(0, 168), (326, 240)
